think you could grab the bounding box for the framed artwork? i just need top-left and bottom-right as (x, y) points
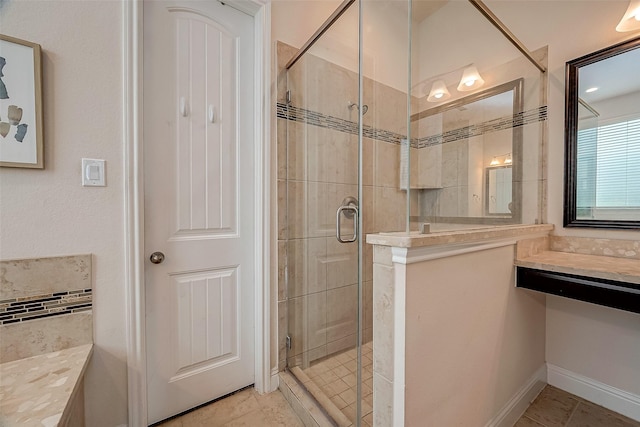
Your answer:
(0, 34), (43, 168)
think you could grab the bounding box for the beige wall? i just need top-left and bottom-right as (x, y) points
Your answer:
(404, 245), (546, 425)
(546, 297), (640, 395)
(0, 1), (127, 426)
(487, 0), (640, 397)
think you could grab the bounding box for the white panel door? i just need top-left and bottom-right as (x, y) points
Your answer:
(143, 1), (255, 423)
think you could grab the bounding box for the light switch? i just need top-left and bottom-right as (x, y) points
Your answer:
(82, 158), (106, 187)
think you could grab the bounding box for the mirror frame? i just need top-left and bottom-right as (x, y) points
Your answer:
(564, 36), (640, 229)
(411, 78), (524, 224)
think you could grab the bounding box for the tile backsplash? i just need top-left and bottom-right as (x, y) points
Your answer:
(0, 254), (91, 300)
(550, 236), (640, 260)
(0, 254), (93, 363)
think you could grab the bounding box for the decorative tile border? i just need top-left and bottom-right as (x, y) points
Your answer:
(277, 102), (547, 148)
(0, 289), (92, 325)
(415, 106), (548, 148)
(277, 102), (406, 145)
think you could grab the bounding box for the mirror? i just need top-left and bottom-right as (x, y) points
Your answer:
(411, 79), (523, 223)
(486, 166), (512, 215)
(565, 36), (640, 229)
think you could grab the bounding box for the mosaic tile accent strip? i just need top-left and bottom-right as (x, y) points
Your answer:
(415, 106), (548, 148)
(277, 102), (547, 148)
(277, 102), (406, 146)
(0, 289), (92, 325)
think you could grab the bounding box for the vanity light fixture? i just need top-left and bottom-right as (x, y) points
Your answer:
(427, 79), (451, 102)
(616, 0), (640, 32)
(457, 65), (485, 92)
(490, 153), (512, 166)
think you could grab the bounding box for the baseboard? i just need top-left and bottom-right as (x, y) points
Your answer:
(485, 365), (547, 427)
(270, 369), (280, 392)
(547, 364), (640, 422)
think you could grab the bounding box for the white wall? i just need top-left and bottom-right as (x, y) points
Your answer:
(486, 0), (640, 401)
(0, 1), (127, 426)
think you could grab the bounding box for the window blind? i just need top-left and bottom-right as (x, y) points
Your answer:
(577, 118), (640, 209)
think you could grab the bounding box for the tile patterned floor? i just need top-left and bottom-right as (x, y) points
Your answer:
(155, 369), (640, 427)
(515, 385), (640, 427)
(155, 386), (304, 427)
(298, 342), (374, 426)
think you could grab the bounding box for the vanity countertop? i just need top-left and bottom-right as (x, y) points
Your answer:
(515, 250), (640, 285)
(366, 224), (554, 248)
(0, 343), (93, 427)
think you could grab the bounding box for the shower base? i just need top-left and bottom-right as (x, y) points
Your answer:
(290, 341), (374, 427)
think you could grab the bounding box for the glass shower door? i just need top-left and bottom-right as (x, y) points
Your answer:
(281, 2), (366, 425)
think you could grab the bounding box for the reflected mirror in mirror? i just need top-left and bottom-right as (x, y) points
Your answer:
(565, 36), (640, 228)
(486, 166), (512, 215)
(411, 79), (523, 223)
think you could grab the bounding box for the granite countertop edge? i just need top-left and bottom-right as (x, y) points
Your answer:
(515, 251), (640, 285)
(366, 224), (554, 248)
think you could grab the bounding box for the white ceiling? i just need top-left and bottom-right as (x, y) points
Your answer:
(579, 46), (640, 104)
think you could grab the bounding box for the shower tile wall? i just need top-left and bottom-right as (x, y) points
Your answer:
(276, 42), (418, 370)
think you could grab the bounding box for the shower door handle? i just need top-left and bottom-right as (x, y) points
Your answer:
(336, 205), (358, 243)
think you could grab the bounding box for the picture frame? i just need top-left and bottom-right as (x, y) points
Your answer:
(0, 34), (43, 169)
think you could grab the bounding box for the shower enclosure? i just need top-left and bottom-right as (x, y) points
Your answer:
(276, 1), (547, 425)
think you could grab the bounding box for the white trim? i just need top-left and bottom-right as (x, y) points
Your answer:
(124, 0), (272, 425)
(391, 238), (517, 265)
(485, 365), (547, 427)
(123, 0), (147, 426)
(252, 0), (274, 395)
(222, 0), (266, 16)
(547, 364), (640, 422)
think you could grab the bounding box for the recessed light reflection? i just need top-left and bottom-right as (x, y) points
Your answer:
(586, 87), (599, 93)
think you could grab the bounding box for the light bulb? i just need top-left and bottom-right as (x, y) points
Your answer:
(616, 1), (640, 31)
(505, 155), (512, 164)
(490, 157), (500, 166)
(427, 80), (451, 102)
(457, 65), (485, 92)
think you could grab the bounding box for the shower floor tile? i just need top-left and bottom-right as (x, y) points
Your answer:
(299, 341), (374, 427)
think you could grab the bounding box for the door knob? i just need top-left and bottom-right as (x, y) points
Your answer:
(150, 252), (165, 264)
